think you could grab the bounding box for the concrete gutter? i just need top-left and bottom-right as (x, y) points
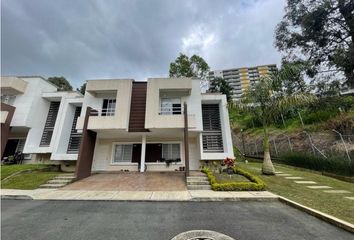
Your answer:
(279, 196), (354, 234)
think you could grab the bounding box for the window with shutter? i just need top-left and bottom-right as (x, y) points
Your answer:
(40, 102), (60, 146)
(202, 104), (223, 152)
(67, 107), (82, 153)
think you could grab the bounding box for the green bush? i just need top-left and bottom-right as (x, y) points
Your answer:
(279, 152), (354, 176)
(201, 166), (266, 191)
(302, 109), (338, 124)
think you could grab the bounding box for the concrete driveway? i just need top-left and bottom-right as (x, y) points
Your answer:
(2, 200), (352, 240)
(63, 172), (187, 191)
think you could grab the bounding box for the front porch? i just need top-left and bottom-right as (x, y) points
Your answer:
(63, 172), (187, 191)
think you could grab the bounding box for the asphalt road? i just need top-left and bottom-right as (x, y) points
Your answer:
(1, 200), (352, 240)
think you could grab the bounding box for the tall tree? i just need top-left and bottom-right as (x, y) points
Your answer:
(169, 53), (210, 90)
(275, 0), (354, 87)
(209, 77), (232, 102)
(48, 77), (73, 91)
(280, 61), (308, 95)
(238, 70), (314, 175)
(77, 83), (86, 95)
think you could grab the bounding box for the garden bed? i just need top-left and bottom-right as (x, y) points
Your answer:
(202, 166), (266, 191)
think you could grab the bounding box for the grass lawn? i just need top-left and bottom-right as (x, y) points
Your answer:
(214, 172), (250, 183)
(1, 171), (60, 189)
(1, 164), (61, 189)
(237, 161), (354, 224)
(1, 164), (51, 180)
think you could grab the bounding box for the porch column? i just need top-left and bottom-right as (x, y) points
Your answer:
(184, 102), (190, 177)
(140, 135), (146, 172)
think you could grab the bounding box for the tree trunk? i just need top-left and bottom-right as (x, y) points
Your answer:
(262, 126), (275, 175)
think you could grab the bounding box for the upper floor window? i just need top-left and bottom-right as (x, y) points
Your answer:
(102, 99), (116, 116)
(160, 98), (181, 115)
(1, 95), (16, 105)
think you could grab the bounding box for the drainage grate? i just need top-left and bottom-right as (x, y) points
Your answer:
(171, 230), (235, 240)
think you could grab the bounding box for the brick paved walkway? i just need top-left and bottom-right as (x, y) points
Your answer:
(62, 172), (187, 191)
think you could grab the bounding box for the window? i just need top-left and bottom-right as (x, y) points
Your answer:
(102, 99), (116, 116)
(15, 139), (31, 159)
(162, 144), (180, 160)
(40, 102), (60, 146)
(202, 104), (223, 152)
(1, 95), (16, 105)
(160, 98), (181, 115)
(112, 144), (133, 163)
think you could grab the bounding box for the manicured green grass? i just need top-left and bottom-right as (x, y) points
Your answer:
(238, 161), (354, 224)
(1, 164), (50, 180)
(1, 171), (60, 189)
(214, 172), (250, 183)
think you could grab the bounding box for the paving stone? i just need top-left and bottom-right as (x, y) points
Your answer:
(285, 177), (304, 180)
(277, 174), (292, 177)
(112, 191), (153, 200)
(294, 181), (317, 184)
(345, 197), (354, 200)
(150, 191), (191, 201)
(74, 191), (117, 200)
(275, 171), (284, 174)
(323, 190), (351, 194)
(306, 186), (332, 189)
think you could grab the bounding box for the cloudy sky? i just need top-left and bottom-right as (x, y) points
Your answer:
(1, 0), (286, 88)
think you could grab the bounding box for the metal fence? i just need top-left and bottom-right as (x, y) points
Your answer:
(233, 130), (353, 163)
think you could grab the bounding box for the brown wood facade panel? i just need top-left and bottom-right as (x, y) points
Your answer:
(75, 107), (97, 180)
(1, 103), (16, 158)
(128, 82), (149, 132)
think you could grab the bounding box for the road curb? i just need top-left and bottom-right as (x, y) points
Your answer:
(278, 196), (354, 234)
(1, 195), (33, 200)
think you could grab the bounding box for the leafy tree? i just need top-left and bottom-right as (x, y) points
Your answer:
(169, 53), (210, 79)
(316, 80), (341, 97)
(275, 0), (354, 87)
(238, 70), (315, 175)
(280, 61), (308, 95)
(209, 77), (232, 102)
(77, 83), (86, 95)
(48, 77), (73, 91)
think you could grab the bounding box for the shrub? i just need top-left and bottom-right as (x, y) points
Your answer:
(279, 152), (354, 176)
(201, 166), (266, 191)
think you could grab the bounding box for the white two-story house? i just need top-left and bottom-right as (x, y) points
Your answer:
(75, 77), (234, 179)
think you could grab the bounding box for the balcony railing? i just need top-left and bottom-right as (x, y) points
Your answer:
(159, 105), (183, 115)
(89, 108), (115, 116)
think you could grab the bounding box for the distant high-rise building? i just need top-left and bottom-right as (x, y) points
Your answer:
(208, 64), (277, 101)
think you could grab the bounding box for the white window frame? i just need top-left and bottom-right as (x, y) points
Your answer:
(102, 99), (116, 116)
(145, 141), (183, 165)
(161, 143), (181, 161)
(159, 98), (181, 115)
(111, 143), (134, 164)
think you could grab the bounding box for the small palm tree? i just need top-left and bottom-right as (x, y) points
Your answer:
(237, 65), (315, 175)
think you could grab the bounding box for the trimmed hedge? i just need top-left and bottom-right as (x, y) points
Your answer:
(201, 166), (266, 191)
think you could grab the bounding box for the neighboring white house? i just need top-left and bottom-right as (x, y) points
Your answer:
(1, 76), (83, 171)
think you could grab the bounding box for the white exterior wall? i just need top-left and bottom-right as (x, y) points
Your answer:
(51, 97), (83, 161)
(91, 136), (198, 172)
(199, 94), (234, 160)
(10, 77), (57, 127)
(78, 79), (133, 130)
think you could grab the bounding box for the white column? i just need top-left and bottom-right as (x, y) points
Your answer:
(140, 135), (146, 172)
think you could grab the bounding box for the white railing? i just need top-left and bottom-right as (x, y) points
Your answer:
(90, 108), (115, 116)
(159, 105), (183, 115)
